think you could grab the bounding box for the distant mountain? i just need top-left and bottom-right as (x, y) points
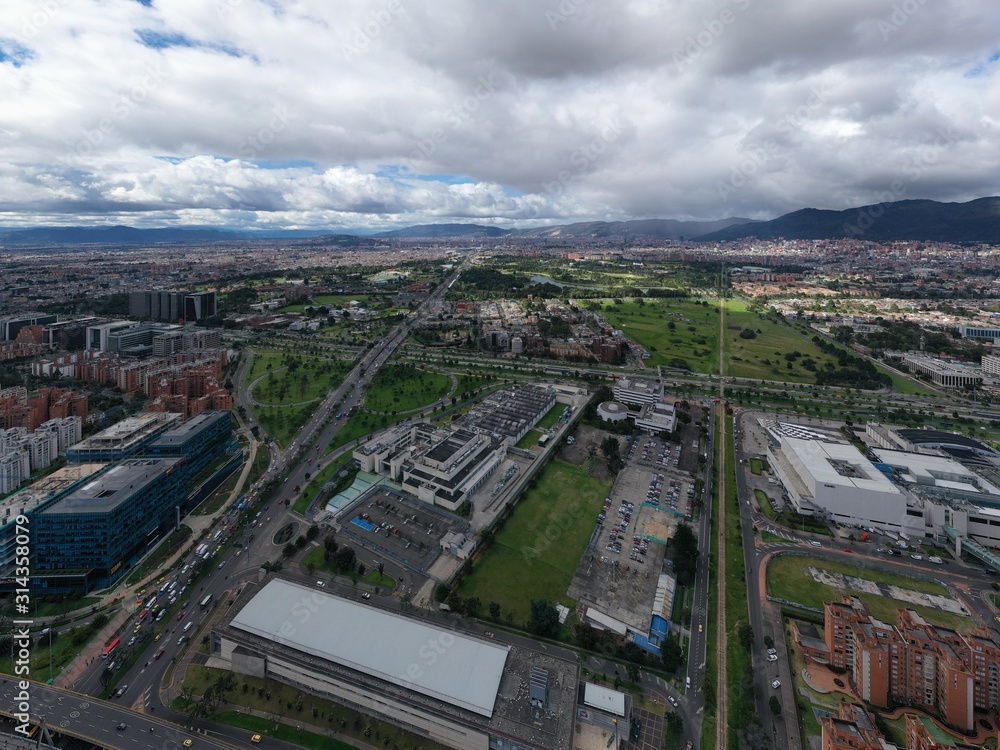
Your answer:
(0, 225), (245, 246)
(695, 197), (1000, 243)
(372, 223), (510, 239)
(514, 217), (757, 240)
(372, 217), (757, 240)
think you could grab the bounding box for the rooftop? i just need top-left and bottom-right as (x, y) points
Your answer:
(231, 579), (510, 717)
(146, 410), (230, 449)
(40, 457), (184, 515)
(783, 436), (902, 495)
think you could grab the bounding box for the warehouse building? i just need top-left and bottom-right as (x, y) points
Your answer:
(211, 579), (577, 750)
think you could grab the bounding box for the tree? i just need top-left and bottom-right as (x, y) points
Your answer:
(672, 523), (699, 586)
(738, 623), (754, 651)
(661, 635), (682, 672)
(282, 542), (296, 558)
(323, 535), (339, 561)
(488, 601), (501, 622)
(769, 695), (782, 716)
(333, 545), (356, 572)
(529, 599), (560, 638)
(464, 597), (481, 618)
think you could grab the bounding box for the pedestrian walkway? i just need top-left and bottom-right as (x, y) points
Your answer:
(55, 607), (131, 689)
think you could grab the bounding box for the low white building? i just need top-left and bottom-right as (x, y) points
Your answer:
(767, 435), (917, 533)
(634, 401), (676, 434)
(612, 377), (663, 406)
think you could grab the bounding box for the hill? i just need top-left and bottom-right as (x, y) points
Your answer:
(696, 197), (1000, 243)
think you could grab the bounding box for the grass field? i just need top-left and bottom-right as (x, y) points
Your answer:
(766, 555), (970, 631)
(253, 403), (316, 448)
(882, 367), (937, 396)
(182, 665), (451, 750)
(754, 489), (778, 521)
(252, 357), (351, 406)
(516, 430), (543, 449)
(364, 363), (452, 412)
(296, 455), (355, 514)
(602, 299), (720, 372)
(456, 459), (610, 624)
(535, 403), (565, 431)
(750, 458), (762, 475)
(326, 410), (410, 454)
(724, 301), (839, 382)
(302, 547), (396, 588)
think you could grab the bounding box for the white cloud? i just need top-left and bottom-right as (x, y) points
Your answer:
(0, 0), (996, 229)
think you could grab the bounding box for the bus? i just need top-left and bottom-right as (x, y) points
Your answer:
(159, 581), (170, 596)
(101, 637), (120, 659)
(195, 543), (209, 558)
(136, 609), (148, 624)
(199, 594), (212, 610)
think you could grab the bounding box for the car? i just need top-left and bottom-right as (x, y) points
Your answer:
(767, 648), (777, 656)
(771, 679), (781, 689)
(316, 581), (325, 587)
(809, 540), (821, 547)
(698, 623), (703, 633)
(910, 554), (923, 560)
(183, 741), (193, 748)
(251, 734), (263, 744)
(177, 612), (185, 621)
(116, 722), (127, 731)
(155, 633), (162, 641)
(154, 648), (165, 660)
(767, 654), (778, 662)
(362, 592), (371, 599)
(115, 684), (128, 697)
(843, 547), (853, 553)
(667, 695), (678, 707)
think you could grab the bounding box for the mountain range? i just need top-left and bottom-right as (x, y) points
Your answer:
(1, 197), (997, 246)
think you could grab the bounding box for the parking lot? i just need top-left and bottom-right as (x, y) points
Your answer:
(336, 487), (471, 573)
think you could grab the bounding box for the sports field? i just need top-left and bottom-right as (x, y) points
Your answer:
(455, 459), (610, 625)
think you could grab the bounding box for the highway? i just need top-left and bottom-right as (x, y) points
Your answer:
(12, 262), (472, 748)
(0, 679), (227, 749)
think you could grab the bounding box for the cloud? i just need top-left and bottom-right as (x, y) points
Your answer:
(0, 0), (997, 230)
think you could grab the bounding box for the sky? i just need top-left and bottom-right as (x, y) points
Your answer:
(0, 0), (998, 231)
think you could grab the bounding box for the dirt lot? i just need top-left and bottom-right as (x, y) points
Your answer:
(558, 423), (613, 479)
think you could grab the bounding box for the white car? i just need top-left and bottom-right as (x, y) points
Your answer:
(767, 648), (777, 656)
(910, 554), (923, 561)
(361, 592), (371, 599)
(809, 540), (821, 547)
(667, 695), (678, 707)
(316, 581), (325, 587)
(767, 654), (778, 662)
(771, 679), (781, 689)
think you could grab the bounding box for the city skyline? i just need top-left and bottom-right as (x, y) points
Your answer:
(0, 0), (998, 231)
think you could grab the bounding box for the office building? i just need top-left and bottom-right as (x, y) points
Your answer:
(960, 324), (1000, 341)
(634, 401), (677, 434)
(34, 456), (189, 591)
(903, 354), (982, 389)
(0, 312), (58, 342)
(145, 410), (234, 478)
(129, 290), (217, 323)
(612, 377), (663, 406)
(67, 412), (181, 463)
(212, 579), (577, 750)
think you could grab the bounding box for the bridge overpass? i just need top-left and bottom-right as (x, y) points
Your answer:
(0, 678), (236, 750)
(943, 525), (1000, 573)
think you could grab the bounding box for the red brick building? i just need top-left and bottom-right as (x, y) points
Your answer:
(819, 597), (995, 732)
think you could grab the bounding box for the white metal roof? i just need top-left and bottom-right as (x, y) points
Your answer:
(784, 437), (901, 494)
(583, 683), (626, 717)
(231, 579), (510, 717)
